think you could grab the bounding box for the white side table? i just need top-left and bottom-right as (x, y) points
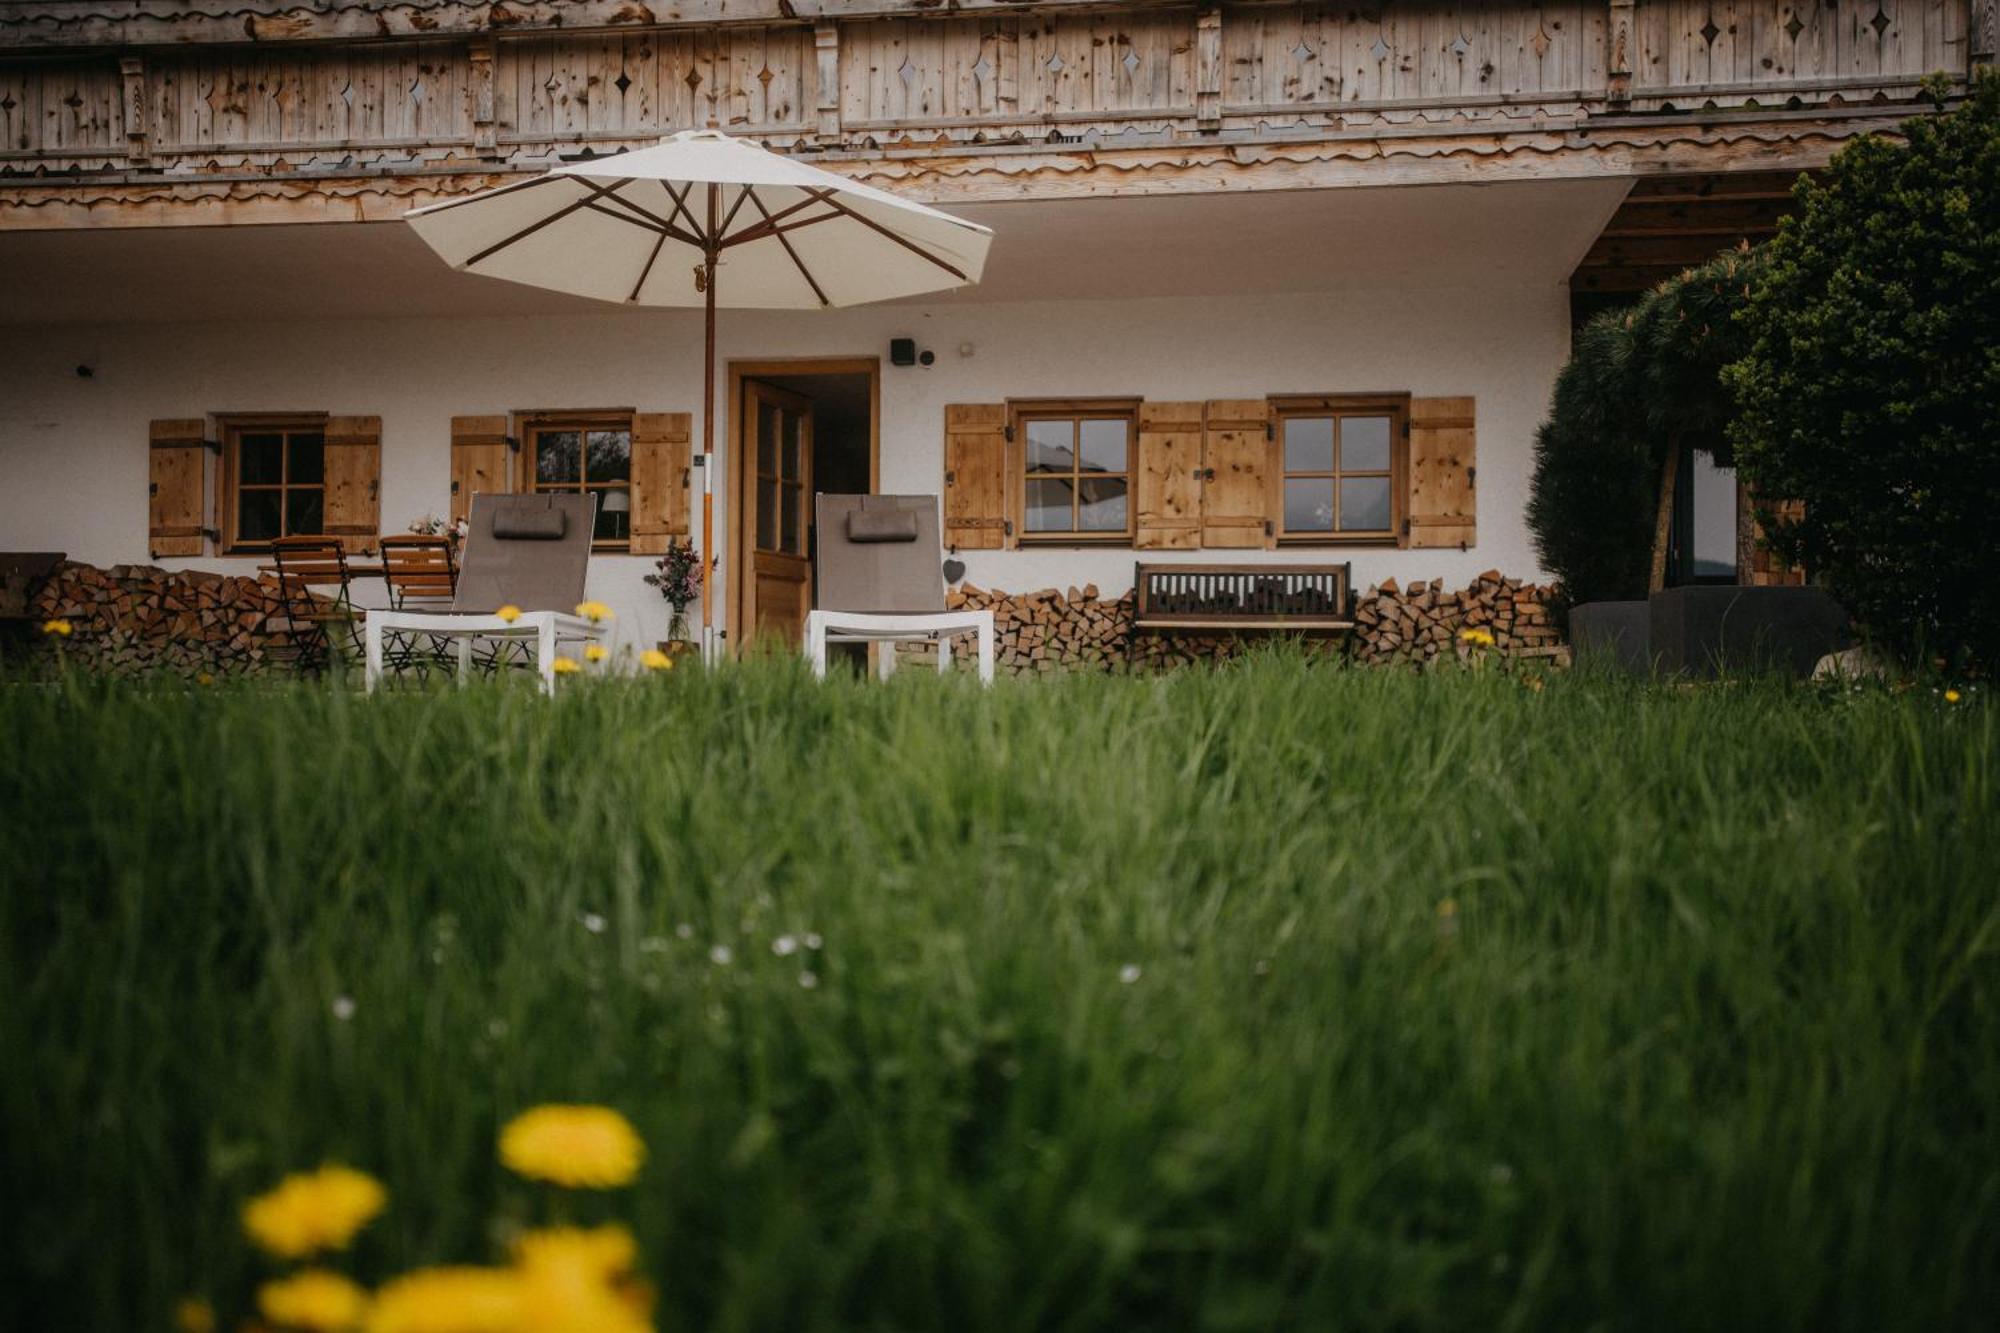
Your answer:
(803, 609), (996, 684)
(364, 610), (605, 696)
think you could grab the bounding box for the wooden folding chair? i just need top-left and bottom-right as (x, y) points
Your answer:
(377, 535), (459, 678)
(269, 535), (363, 676)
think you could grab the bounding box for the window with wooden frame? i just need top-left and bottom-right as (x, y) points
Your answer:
(218, 415), (327, 553)
(1014, 400), (1137, 542)
(1272, 396), (1407, 543)
(518, 412), (634, 547)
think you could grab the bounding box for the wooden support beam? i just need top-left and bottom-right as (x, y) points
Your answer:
(1606, 0), (1636, 108)
(118, 53), (146, 162)
(1195, 7), (1222, 132)
(469, 35), (496, 157)
(1974, 1), (1998, 67)
(814, 21), (841, 145)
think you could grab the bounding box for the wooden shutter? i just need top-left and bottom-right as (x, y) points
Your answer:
(1135, 402), (1204, 550)
(944, 403), (1009, 551)
(1200, 399), (1273, 549)
(1406, 396), (1476, 549)
(630, 411), (693, 554)
(148, 418), (208, 557)
(322, 416), (382, 554)
(450, 415), (510, 528)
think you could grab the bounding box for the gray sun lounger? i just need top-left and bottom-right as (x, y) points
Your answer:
(804, 494), (994, 682)
(365, 493), (608, 694)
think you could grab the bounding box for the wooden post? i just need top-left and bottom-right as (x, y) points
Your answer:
(700, 182), (719, 658)
(814, 21), (841, 144)
(1973, 1), (1998, 68)
(119, 54), (148, 162)
(1606, 0), (1636, 107)
(1195, 7), (1222, 131)
(1648, 442), (1680, 593)
(469, 36), (497, 156)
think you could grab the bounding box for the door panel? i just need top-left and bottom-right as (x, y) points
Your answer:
(741, 380), (814, 648)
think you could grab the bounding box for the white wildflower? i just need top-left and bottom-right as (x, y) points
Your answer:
(772, 934), (799, 957)
(581, 912), (606, 935)
(331, 995), (356, 1022)
(709, 944), (734, 966)
(1119, 964), (1142, 985)
(798, 971), (819, 990)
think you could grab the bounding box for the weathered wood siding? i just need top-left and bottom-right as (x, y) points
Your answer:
(0, 1), (1984, 221)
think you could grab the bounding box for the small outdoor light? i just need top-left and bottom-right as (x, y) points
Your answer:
(601, 488), (631, 538)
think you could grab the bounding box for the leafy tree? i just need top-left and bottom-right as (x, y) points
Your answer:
(1727, 71), (2000, 667)
(1529, 247), (1766, 607)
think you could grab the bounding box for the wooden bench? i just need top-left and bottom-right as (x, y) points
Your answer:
(1130, 561), (1354, 641)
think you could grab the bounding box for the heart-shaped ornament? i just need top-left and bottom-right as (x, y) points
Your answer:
(942, 558), (967, 583)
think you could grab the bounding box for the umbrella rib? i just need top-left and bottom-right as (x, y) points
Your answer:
(590, 184), (706, 248)
(719, 206), (844, 250)
(718, 189), (821, 245)
(743, 188), (830, 308)
(461, 177), (638, 268)
(657, 180), (709, 247)
(797, 188), (970, 282)
(717, 183), (758, 239)
(628, 226), (671, 303)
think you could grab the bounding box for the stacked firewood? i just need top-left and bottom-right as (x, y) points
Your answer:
(24, 561), (314, 676)
(1351, 572), (1564, 665)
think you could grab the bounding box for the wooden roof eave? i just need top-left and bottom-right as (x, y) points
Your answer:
(1, 0), (1175, 52)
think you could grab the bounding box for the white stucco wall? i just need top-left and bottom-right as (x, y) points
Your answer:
(0, 283), (1568, 653)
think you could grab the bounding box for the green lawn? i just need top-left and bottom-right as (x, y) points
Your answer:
(2, 657), (1995, 1332)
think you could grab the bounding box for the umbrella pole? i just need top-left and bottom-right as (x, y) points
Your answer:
(700, 184), (719, 663)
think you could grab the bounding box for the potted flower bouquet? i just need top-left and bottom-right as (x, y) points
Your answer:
(644, 539), (702, 661)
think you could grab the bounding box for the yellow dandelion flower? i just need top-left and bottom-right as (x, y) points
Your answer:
(242, 1164), (387, 1260)
(196, 671), (216, 687)
(259, 1269), (370, 1333)
(1458, 627), (1496, 648)
(551, 657), (582, 676)
(495, 604), (522, 625)
(42, 618), (74, 637)
(574, 600), (614, 624)
(584, 643), (609, 664)
(365, 1268), (521, 1333)
(1944, 688), (1961, 704)
(513, 1225), (638, 1280)
(1437, 898), (1458, 918)
(639, 649), (672, 672)
(515, 1226), (648, 1333)
(499, 1104), (645, 1189)
(173, 1297), (217, 1333)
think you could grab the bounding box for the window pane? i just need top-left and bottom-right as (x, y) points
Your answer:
(757, 479), (778, 549)
(287, 432), (325, 484)
(757, 405), (777, 476)
(781, 486), (801, 554)
(1690, 452), (1738, 579)
(285, 489), (324, 537)
(1284, 477), (1335, 532)
(1285, 417), (1334, 473)
(1025, 478), (1075, 532)
(536, 431), (580, 485)
(1341, 417), (1392, 472)
(585, 430), (631, 484)
(1026, 420), (1073, 475)
(782, 412), (803, 483)
(238, 489), (281, 542)
(240, 433), (284, 485)
(1340, 475), (1392, 532)
(1078, 477), (1128, 532)
(594, 488), (630, 542)
(1078, 419), (1127, 474)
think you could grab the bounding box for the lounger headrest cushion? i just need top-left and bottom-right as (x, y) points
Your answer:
(847, 509), (919, 543)
(492, 506), (567, 541)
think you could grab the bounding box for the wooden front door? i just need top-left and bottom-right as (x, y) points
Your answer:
(744, 380), (814, 647)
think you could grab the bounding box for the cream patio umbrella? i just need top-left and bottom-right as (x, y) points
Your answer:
(404, 129), (994, 658)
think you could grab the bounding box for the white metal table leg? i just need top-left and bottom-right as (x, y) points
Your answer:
(805, 612), (828, 679)
(937, 632), (952, 675)
(536, 619), (557, 696)
(876, 639), (897, 680)
(976, 613), (995, 685)
(364, 619), (384, 693)
(455, 633), (473, 687)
